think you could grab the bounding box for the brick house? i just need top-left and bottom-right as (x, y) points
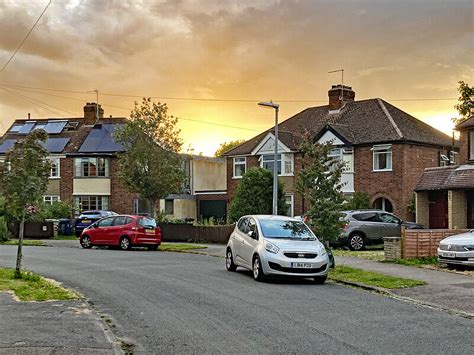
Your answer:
(0, 103), (227, 221)
(415, 116), (474, 228)
(224, 85), (455, 221)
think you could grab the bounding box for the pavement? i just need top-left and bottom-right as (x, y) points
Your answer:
(1, 240), (472, 353)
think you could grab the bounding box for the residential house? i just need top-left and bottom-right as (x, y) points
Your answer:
(224, 85), (455, 221)
(0, 103), (227, 221)
(415, 116), (474, 228)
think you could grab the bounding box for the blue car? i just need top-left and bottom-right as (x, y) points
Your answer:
(74, 210), (117, 237)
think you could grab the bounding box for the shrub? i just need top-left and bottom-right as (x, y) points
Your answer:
(0, 216), (10, 242)
(345, 191), (371, 210)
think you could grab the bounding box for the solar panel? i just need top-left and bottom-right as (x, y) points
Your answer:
(43, 138), (70, 153)
(0, 139), (16, 153)
(79, 123), (125, 152)
(44, 121), (67, 134)
(9, 124), (22, 133)
(18, 121), (36, 134)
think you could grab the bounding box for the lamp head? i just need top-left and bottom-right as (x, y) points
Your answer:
(258, 101), (279, 109)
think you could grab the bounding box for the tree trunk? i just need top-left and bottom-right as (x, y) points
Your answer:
(15, 212), (25, 278)
(149, 198), (156, 219)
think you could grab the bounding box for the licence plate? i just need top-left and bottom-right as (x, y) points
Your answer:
(440, 252), (455, 258)
(145, 229), (155, 234)
(81, 219), (91, 224)
(291, 262), (313, 268)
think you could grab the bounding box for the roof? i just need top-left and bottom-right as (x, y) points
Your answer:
(455, 116), (474, 130)
(224, 98), (453, 156)
(415, 164), (474, 191)
(0, 117), (127, 155)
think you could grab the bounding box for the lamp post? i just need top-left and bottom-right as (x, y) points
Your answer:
(258, 101), (279, 215)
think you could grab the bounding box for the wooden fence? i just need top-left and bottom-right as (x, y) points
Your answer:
(402, 229), (470, 259)
(160, 223), (234, 244)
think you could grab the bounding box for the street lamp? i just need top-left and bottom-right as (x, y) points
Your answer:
(258, 100), (279, 215)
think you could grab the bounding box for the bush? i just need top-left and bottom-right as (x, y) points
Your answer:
(39, 201), (72, 220)
(345, 191), (371, 210)
(0, 216), (10, 242)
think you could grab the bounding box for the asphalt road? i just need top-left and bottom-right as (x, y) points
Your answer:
(0, 246), (473, 354)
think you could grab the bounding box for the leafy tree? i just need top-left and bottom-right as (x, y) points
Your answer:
(0, 130), (50, 277)
(345, 191), (371, 210)
(113, 98), (185, 217)
(39, 201), (72, 220)
(228, 167), (287, 223)
(0, 216), (9, 242)
(296, 138), (346, 243)
(215, 140), (245, 157)
(453, 81), (473, 124)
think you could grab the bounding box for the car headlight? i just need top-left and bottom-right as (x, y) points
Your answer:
(265, 241), (280, 254)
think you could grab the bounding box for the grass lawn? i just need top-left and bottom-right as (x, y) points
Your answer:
(329, 265), (426, 289)
(332, 248), (385, 262)
(159, 243), (208, 252)
(51, 235), (78, 240)
(0, 239), (45, 246)
(390, 257), (438, 266)
(0, 268), (77, 301)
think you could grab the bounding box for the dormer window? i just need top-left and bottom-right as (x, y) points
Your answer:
(440, 154), (449, 167)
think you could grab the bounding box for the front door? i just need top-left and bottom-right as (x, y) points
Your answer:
(429, 191), (448, 229)
(467, 191), (474, 229)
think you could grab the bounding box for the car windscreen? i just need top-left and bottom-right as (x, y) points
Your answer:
(79, 211), (101, 218)
(259, 219), (315, 240)
(138, 217), (157, 228)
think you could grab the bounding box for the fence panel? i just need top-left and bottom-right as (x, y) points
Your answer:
(403, 229), (470, 259)
(160, 223), (234, 244)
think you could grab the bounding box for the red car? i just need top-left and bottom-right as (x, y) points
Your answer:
(79, 215), (161, 251)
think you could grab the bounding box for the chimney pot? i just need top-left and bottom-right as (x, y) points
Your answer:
(328, 84), (355, 111)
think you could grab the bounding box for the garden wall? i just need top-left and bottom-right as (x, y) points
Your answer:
(402, 229), (470, 259)
(160, 223), (234, 244)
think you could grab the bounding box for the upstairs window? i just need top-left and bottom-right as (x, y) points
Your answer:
(470, 131), (474, 161)
(74, 157), (109, 177)
(49, 157), (60, 178)
(328, 148), (353, 172)
(372, 145), (392, 171)
(260, 153), (293, 176)
(233, 157), (246, 178)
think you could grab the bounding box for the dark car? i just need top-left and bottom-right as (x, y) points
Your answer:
(74, 210), (117, 237)
(79, 215), (161, 251)
(339, 209), (424, 250)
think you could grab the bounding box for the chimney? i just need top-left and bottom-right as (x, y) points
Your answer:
(83, 102), (104, 125)
(328, 85), (355, 111)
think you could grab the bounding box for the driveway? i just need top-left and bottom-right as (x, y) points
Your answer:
(0, 245), (473, 354)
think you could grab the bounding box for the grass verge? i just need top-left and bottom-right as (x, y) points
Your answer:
(0, 268), (77, 301)
(329, 265), (426, 289)
(0, 239), (45, 246)
(159, 243), (208, 252)
(332, 249), (385, 262)
(51, 235), (78, 240)
(390, 257), (438, 267)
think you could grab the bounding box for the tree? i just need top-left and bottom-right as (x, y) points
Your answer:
(113, 98), (185, 217)
(214, 140), (245, 157)
(453, 81), (473, 124)
(296, 138), (346, 243)
(228, 167), (287, 223)
(0, 130), (50, 277)
(345, 191), (371, 210)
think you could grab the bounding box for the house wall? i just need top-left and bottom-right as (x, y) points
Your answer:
(109, 158), (138, 214)
(458, 130), (469, 164)
(46, 179), (60, 195)
(448, 190), (467, 229)
(415, 191), (429, 227)
(192, 158), (226, 193)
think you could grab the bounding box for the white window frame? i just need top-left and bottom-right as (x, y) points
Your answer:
(43, 195), (60, 205)
(260, 153), (294, 176)
(470, 131), (474, 161)
(449, 151), (458, 165)
(49, 157), (60, 178)
(284, 193), (294, 217)
(233, 157), (246, 178)
(372, 144), (392, 172)
(74, 157), (110, 178)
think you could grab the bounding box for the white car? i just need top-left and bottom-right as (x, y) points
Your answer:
(437, 230), (474, 266)
(225, 215), (330, 283)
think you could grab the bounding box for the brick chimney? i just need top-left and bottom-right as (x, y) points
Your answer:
(328, 85), (355, 111)
(83, 102), (104, 125)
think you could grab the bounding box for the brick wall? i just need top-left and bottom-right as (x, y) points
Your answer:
(59, 157), (74, 203)
(458, 130), (470, 164)
(109, 157), (139, 214)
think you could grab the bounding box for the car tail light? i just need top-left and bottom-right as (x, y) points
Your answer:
(342, 222), (349, 230)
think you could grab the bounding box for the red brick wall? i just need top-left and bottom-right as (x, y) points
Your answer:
(109, 157), (139, 214)
(458, 130), (470, 164)
(59, 157), (74, 203)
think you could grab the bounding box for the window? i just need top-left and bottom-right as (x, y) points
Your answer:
(74, 157), (109, 177)
(449, 151), (457, 165)
(233, 157), (246, 178)
(470, 131), (474, 161)
(261, 153), (294, 176)
(379, 213), (400, 224)
(284, 194), (294, 217)
(113, 216), (132, 226)
(353, 212), (379, 222)
(134, 198), (153, 216)
(49, 157), (60, 178)
(439, 154), (449, 167)
(372, 145), (392, 171)
(238, 218), (249, 233)
(248, 218), (258, 238)
(97, 217), (114, 227)
(43, 195), (60, 205)
(373, 197), (393, 213)
(74, 196), (109, 212)
(165, 199), (174, 215)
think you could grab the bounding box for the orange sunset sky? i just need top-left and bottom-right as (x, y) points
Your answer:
(0, 0), (472, 156)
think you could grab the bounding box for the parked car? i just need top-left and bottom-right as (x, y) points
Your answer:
(79, 215), (161, 251)
(437, 230), (474, 267)
(74, 210), (117, 237)
(226, 215), (330, 283)
(339, 209), (424, 251)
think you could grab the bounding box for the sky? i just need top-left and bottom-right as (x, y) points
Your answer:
(0, 0), (472, 156)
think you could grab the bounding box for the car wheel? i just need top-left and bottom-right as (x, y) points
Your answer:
(226, 248), (237, 271)
(313, 275), (327, 284)
(252, 255), (265, 282)
(80, 235), (92, 249)
(148, 245), (159, 251)
(119, 236), (131, 251)
(348, 234), (365, 251)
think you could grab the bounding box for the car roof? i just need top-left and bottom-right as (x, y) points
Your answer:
(243, 215), (300, 222)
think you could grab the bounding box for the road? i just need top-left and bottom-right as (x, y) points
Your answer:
(0, 245), (472, 354)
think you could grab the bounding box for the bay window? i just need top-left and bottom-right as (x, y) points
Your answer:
(74, 195), (109, 212)
(260, 153), (293, 176)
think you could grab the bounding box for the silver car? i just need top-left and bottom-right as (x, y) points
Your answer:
(226, 215), (330, 283)
(437, 230), (474, 266)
